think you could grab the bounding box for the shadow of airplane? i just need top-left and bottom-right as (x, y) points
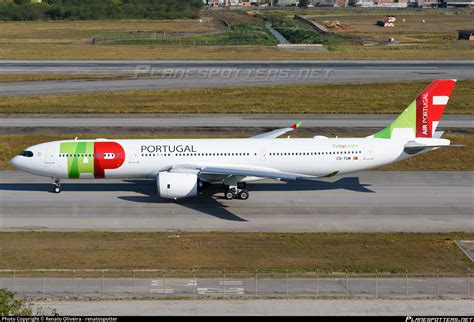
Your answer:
(0, 177), (373, 222)
(253, 177), (375, 194)
(118, 195), (247, 222)
(117, 180), (248, 222)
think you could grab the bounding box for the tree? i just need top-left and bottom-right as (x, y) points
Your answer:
(0, 289), (58, 316)
(298, 0), (310, 8)
(0, 289), (33, 316)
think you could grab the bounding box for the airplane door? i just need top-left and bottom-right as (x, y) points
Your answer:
(363, 143), (374, 160)
(45, 148), (55, 164)
(129, 145), (140, 163)
(260, 147), (267, 162)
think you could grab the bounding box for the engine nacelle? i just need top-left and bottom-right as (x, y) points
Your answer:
(156, 172), (198, 200)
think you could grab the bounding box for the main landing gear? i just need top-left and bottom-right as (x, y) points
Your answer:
(52, 178), (61, 193)
(224, 182), (249, 200)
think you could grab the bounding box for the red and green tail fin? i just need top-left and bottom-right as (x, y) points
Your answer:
(372, 80), (457, 139)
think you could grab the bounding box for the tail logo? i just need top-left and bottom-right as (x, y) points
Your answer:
(419, 92), (430, 137)
(415, 80), (456, 138)
(373, 80), (456, 139)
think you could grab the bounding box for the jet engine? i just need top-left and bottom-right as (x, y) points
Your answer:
(156, 172), (198, 200)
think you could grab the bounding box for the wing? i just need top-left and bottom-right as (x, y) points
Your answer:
(199, 166), (315, 180)
(251, 121), (302, 139)
(161, 163), (316, 181)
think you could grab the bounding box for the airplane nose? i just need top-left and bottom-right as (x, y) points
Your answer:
(10, 156), (23, 170)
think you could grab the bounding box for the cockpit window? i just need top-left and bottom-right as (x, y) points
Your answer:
(19, 151), (33, 157)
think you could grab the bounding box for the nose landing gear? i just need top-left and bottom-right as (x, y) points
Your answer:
(52, 178), (61, 193)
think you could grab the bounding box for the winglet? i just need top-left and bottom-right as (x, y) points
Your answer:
(251, 121), (303, 139)
(291, 121), (303, 130)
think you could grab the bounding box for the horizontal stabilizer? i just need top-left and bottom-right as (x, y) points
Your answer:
(404, 141), (463, 154)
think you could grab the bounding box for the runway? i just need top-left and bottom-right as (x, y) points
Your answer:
(2, 60), (473, 74)
(1, 114), (472, 129)
(1, 170), (472, 232)
(1, 60), (473, 96)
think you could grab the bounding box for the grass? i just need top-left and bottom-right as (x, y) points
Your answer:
(0, 20), (217, 44)
(0, 134), (471, 171)
(2, 42), (473, 60)
(0, 80), (472, 114)
(305, 11), (474, 54)
(0, 10), (472, 59)
(272, 19), (346, 50)
(268, 8), (473, 54)
(310, 12), (474, 43)
(101, 22), (278, 46)
(185, 22), (276, 45)
(0, 232), (472, 273)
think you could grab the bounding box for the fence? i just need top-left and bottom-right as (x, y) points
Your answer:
(0, 269), (471, 299)
(92, 35), (274, 46)
(91, 28), (275, 46)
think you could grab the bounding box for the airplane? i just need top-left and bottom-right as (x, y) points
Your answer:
(11, 79), (461, 200)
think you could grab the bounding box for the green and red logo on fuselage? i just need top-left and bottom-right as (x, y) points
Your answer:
(60, 141), (125, 178)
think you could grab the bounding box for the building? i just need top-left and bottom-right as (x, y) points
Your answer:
(351, 0), (408, 6)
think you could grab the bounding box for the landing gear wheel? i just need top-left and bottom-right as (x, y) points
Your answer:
(238, 189), (249, 200)
(225, 190), (235, 200)
(53, 186), (61, 193)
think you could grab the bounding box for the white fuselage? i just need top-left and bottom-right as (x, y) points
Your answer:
(11, 137), (410, 181)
